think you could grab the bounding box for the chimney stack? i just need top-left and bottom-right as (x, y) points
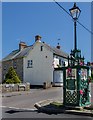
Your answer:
(35, 35), (42, 42)
(56, 43), (61, 49)
(19, 42), (27, 51)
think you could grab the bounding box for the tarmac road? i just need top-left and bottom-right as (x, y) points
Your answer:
(2, 87), (63, 109)
(2, 84), (93, 109)
(2, 87), (63, 118)
(1, 107), (93, 119)
(1, 83), (93, 118)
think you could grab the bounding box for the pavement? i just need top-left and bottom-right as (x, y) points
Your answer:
(34, 99), (93, 117)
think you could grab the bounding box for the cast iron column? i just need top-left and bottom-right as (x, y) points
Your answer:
(74, 20), (77, 50)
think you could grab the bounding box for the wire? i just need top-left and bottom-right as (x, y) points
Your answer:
(53, 0), (93, 35)
(53, 0), (72, 17)
(77, 21), (93, 34)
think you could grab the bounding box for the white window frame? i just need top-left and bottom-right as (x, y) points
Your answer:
(27, 60), (33, 68)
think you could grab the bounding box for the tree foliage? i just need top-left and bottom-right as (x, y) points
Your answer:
(4, 66), (21, 84)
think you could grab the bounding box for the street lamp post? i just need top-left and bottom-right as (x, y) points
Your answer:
(69, 3), (81, 51)
(62, 2), (91, 107)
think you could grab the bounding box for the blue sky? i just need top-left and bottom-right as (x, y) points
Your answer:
(2, 2), (91, 62)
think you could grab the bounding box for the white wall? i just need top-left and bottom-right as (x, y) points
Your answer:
(65, 60), (68, 67)
(53, 55), (68, 67)
(53, 57), (59, 68)
(23, 41), (54, 85)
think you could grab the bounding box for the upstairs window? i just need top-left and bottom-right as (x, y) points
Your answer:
(59, 59), (61, 66)
(62, 61), (65, 66)
(27, 60), (33, 68)
(41, 46), (43, 51)
(59, 59), (65, 67)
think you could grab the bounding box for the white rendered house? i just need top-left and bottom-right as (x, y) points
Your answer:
(2, 35), (68, 85)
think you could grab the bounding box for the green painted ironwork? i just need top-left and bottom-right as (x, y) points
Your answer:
(52, 47), (91, 107)
(62, 49), (91, 107)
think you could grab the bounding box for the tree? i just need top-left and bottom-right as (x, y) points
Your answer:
(4, 66), (21, 84)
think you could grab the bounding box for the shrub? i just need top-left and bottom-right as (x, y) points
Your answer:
(4, 66), (21, 84)
(5, 79), (14, 84)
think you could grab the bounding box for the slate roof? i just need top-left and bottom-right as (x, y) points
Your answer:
(3, 42), (68, 61)
(43, 42), (68, 58)
(3, 50), (19, 61)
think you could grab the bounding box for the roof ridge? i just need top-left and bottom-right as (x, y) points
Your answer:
(3, 41), (68, 61)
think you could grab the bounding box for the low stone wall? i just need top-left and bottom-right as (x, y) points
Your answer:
(1, 83), (30, 93)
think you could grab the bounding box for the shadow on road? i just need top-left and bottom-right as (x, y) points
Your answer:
(5, 109), (38, 114)
(36, 104), (93, 117)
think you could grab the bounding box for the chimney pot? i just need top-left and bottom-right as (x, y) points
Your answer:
(19, 42), (27, 51)
(56, 43), (61, 49)
(35, 35), (42, 42)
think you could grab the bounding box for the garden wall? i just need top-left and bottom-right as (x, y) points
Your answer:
(1, 83), (30, 93)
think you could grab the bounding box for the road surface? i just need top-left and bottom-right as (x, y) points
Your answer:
(1, 84), (93, 118)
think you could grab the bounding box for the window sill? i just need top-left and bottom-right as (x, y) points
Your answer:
(27, 67), (33, 68)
